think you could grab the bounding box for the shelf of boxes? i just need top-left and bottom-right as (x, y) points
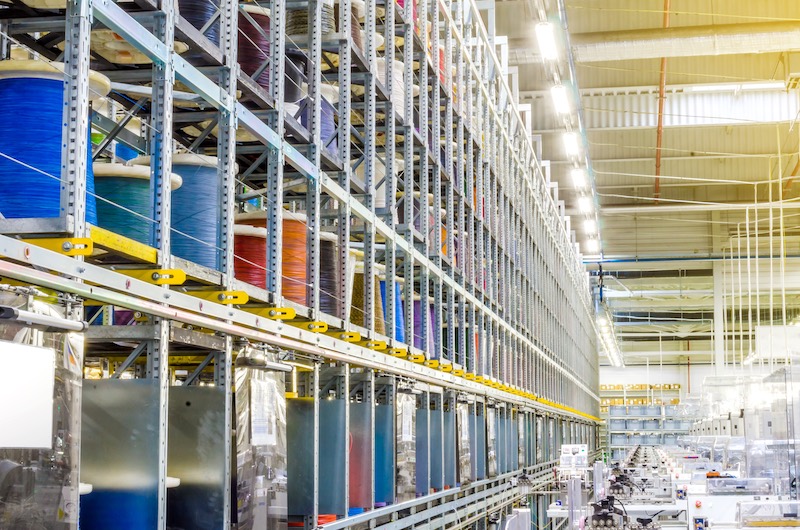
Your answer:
(603, 401), (693, 461)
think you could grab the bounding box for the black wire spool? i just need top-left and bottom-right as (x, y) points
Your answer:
(319, 232), (341, 318)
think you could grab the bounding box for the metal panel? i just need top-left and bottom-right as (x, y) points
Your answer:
(80, 380), (160, 529)
(166, 386), (226, 530)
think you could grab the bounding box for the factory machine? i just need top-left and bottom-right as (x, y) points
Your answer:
(547, 445), (685, 529)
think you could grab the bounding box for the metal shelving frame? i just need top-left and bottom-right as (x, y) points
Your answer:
(0, 0), (600, 525)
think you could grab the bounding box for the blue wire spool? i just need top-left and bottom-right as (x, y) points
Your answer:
(0, 61), (111, 224)
(93, 163), (182, 245)
(298, 84), (339, 157)
(379, 279), (406, 343)
(132, 153), (230, 270)
(114, 143), (139, 161)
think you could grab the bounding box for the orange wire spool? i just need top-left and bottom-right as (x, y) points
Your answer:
(282, 214), (309, 306)
(235, 211), (309, 306)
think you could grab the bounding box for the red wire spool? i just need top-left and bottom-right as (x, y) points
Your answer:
(233, 224), (268, 289)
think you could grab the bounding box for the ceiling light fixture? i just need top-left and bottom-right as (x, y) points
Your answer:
(584, 219), (597, 233)
(585, 238), (599, 253)
(563, 131), (580, 157)
(535, 22), (558, 61)
(596, 304), (623, 367)
(571, 167), (587, 188)
(577, 195), (593, 213)
(550, 84), (571, 114)
(688, 81), (784, 93)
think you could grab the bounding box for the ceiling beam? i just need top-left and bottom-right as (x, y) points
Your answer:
(572, 21), (800, 62)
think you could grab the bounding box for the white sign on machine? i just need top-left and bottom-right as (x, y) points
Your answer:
(0, 340), (55, 449)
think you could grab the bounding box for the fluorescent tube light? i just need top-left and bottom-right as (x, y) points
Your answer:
(563, 132), (580, 157)
(535, 22), (558, 61)
(551, 84), (571, 114)
(571, 167), (587, 188)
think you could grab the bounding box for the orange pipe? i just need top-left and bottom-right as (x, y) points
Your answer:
(654, 0), (670, 201)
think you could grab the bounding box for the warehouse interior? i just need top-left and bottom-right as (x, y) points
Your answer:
(0, 0), (798, 529)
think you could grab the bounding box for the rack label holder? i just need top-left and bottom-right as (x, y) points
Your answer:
(327, 331), (361, 342)
(290, 321), (329, 333)
(119, 269), (187, 285)
(191, 290), (250, 305)
(22, 237), (93, 256)
(359, 339), (387, 351)
(244, 307), (297, 320)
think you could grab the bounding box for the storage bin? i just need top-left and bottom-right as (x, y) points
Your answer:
(645, 405), (661, 415)
(645, 434), (661, 444)
(626, 419), (643, 430)
(609, 419), (626, 430)
(643, 419), (659, 429)
(628, 405), (646, 415)
(663, 419), (677, 430)
(611, 434), (627, 445)
(628, 434), (642, 444)
(609, 406), (627, 416)
(663, 434), (677, 445)
(664, 405), (677, 415)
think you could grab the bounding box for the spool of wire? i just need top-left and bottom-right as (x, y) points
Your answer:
(93, 163), (183, 245)
(354, 156), (404, 209)
(238, 4), (272, 88)
(286, 0), (336, 42)
(285, 50), (308, 103)
(280, 211), (309, 306)
(0, 60), (110, 223)
(114, 143), (139, 162)
(350, 265), (386, 335)
(237, 5), (307, 102)
(319, 231), (341, 318)
(178, 0), (220, 45)
(131, 153), (230, 270)
(299, 83), (339, 157)
(412, 296), (434, 353)
(236, 210), (309, 306)
(379, 279), (405, 343)
(334, 0), (365, 51)
(375, 59), (418, 116)
(233, 224), (268, 289)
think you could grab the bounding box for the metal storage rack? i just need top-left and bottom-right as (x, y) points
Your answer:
(0, 0), (600, 525)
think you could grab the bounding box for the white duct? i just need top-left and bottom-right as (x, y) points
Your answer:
(602, 201), (800, 215)
(572, 21), (800, 62)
